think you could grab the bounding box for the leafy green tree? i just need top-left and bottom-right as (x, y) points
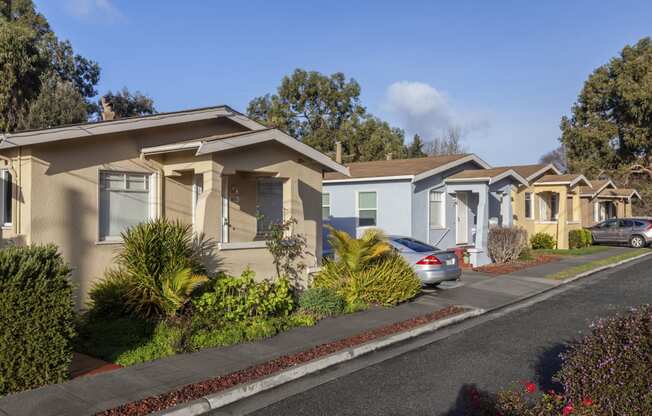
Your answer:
(247, 69), (409, 161)
(19, 73), (87, 130)
(0, 21), (45, 132)
(100, 88), (156, 119)
(407, 134), (427, 158)
(561, 37), (652, 177)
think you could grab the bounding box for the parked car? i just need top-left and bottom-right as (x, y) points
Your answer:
(588, 218), (652, 248)
(388, 236), (461, 285)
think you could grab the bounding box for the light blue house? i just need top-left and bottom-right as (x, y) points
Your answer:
(322, 154), (529, 266)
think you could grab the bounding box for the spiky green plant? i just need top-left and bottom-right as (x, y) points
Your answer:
(325, 225), (392, 272)
(98, 218), (216, 320)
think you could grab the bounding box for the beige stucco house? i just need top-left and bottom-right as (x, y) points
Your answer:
(504, 163), (590, 249)
(579, 179), (641, 226)
(0, 106), (348, 305)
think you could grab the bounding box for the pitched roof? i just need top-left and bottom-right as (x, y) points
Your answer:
(445, 167), (529, 186)
(0, 105), (266, 150)
(597, 188), (641, 200)
(535, 174), (591, 187)
(141, 128), (349, 175)
(579, 179), (616, 197)
(493, 163), (560, 181)
(324, 154), (490, 182)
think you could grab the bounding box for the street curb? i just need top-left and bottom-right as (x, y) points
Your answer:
(155, 308), (484, 416)
(557, 251), (652, 284)
(154, 251), (652, 416)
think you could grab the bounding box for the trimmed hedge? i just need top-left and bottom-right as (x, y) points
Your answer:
(0, 245), (75, 396)
(569, 229), (593, 249)
(530, 232), (556, 249)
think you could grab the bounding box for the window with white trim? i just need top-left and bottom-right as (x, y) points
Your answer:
(524, 192), (533, 219)
(429, 190), (445, 228)
(256, 178), (284, 234)
(99, 171), (152, 241)
(322, 193), (330, 220)
(0, 170), (12, 227)
(357, 191), (377, 227)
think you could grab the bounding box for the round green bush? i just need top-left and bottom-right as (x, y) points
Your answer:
(530, 232), (556, 249)
(299, 287), (346, 317)
(0, 245), (75, 395)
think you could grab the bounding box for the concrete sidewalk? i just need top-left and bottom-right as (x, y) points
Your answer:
(0, 246), (645, 416)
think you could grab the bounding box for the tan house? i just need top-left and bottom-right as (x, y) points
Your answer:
(579, 179), (641, 226)
(505, 164), (590, 249)
(0, 106), (348, 304)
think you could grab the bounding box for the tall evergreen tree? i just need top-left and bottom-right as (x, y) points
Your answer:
(407, 134), (427, 158)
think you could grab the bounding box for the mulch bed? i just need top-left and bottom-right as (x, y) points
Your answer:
(96, 305), (467, 416)
(473, 255), (561, 276)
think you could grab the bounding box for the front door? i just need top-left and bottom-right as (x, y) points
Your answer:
(456, 192), (468, 245)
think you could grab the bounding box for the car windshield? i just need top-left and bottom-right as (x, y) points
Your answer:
(391, 237), (437, 252)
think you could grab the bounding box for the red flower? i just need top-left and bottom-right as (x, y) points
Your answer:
(523, 381), (536, 394)
(582, 397), (593, 407)
(563, 403), (574, 416)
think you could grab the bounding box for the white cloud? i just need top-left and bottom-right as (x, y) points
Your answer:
(64, 0), (122, 21)
(384, 81), (490, 140)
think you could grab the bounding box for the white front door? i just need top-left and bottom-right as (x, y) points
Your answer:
(456, 192), (468, 245)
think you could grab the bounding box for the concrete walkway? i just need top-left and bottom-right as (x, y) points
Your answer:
(0, 246), (640, 416)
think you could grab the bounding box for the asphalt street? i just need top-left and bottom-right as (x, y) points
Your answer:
(251, 256), (652, 416)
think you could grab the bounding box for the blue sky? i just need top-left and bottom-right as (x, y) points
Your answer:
(34, 0), (652, 165)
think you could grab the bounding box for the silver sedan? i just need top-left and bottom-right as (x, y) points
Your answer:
(388, 236), (462, 285)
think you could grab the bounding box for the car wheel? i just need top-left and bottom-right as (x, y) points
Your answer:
(630, 235), (645, 248)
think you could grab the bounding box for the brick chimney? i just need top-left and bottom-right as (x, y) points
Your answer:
(100, 97), (116, 121)
(335, 141), (342, 164)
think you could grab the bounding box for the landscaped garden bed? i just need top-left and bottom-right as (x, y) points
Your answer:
(95, 304), (468, 416)
(474, 254), (561, 276)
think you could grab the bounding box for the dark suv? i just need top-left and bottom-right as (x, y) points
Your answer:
(588, 218), (652, 248)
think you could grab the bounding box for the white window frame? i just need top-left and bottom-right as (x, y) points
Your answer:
(321, 192), (331, 221)
(356, 190), (378, 228)
(524, 192), (533, 219)
(428, 188), (446, 229)
(97, 170), (156, 242)
(594, 201), (600, 222)
(0, 170), (12, 228)
(550, 193), (559, 220)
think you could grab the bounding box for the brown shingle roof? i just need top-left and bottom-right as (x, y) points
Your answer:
(492, 163), (558, 180)
(324, 154), (469, 180)
(598, 188), (640, 198)
(535, 174), (587, 184)
(446, 167), (511, 180)
(579, 179), (614, 196)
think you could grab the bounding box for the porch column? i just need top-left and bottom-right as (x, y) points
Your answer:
(501, 186), (513, 226)
(557, 189), (568, 249)
(195, 161), (223, 243)
(472, 184), (491, 266)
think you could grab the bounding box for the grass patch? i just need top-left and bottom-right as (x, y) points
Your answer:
(547, 248), (651, 280)
(533, 245), (610, 256)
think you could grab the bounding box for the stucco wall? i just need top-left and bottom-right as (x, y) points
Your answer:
(412, 160), (484, 248)
(322, 179), (412, 252)
(0, 118), (324, 305)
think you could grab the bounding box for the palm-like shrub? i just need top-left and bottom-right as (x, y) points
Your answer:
(315, 227), (420, 306)
(95, 218), (214, 320)
(325, 225), (393, 272)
